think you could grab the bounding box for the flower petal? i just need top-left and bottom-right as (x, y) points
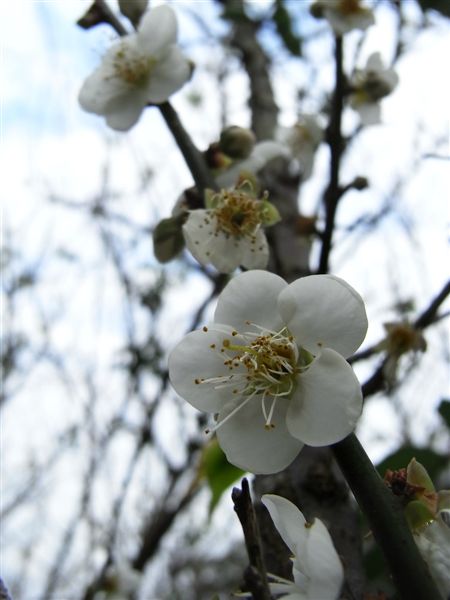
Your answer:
(261, 494), (307, 555)
(304, 518), (344, 600)
(216, 395), (303, 474)
(104, 91), (148, 131)
(78, 60), (127, 115)
(168, 325), (245, 413)
(136, 5), (177, 57)
(214, 270), (287, 332)
(278, 274), (367, 357)
(238, 229), (269, 270)
(146, 46), (191, 103)
(355, 101), (381, 126)
(287, 348), (362, 446)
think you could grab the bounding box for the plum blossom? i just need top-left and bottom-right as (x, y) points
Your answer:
(169, 270), (367, 474)
(349, 53), (399, 125)
(311, 0), (374, 36)
(277, 115), (324, 180)
(262, 494), (344, 600)
(182, 181), (280, 273)
(78, 5), (191, 131)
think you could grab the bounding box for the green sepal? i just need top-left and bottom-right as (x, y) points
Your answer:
(201, 439), (245, 515)
(204, 188), (219, 209)
(405, 500), (435, 531)
(407, 457), (435, 493)
(260, 200), (281, 227)
(152, 214), (186, 263)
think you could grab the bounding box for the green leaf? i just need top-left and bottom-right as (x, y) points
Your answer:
(438, 399), (450, 429)
(152, 215), (185, 263)
(273, 0), (302, 57)
(417, 0), (450, 18)
(376, 446), (448, 481)
(201, 439), (245, 514)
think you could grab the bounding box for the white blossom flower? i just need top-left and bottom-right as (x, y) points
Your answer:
(182, 182), (280, 273)
(216, 140), (289, 189)
(169, 270), (367, 474)
(78, 5), (191, 131)
(349, 53), (399, 126)
(262, 494), (344, 600)
(414, 516), (450, 599)
(277, 115), (324, 180)
(312, 0), (374, 36)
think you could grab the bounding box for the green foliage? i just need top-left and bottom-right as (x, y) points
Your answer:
(417, 0), (450, 18)
(376, 446), (448, 481)
(438, 398), (450, 428)
(153, 214), (185, 263)
(273, 0), (302, 57)
(201, 439), (245, 514)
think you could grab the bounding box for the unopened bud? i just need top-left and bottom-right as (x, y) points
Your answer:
(118, 0), (148, 27)
(153, 215), (185, 263)
(310, 1), (325, 19)
(352, 176), (369, 190)
(219, 126), (256, 160)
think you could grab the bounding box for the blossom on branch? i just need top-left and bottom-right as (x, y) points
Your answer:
(78, 5), (191, 131)
(311, 0), (374, 36)
(349, 53), (399, 125)
(169, 270), (367, 473)
(277, 115), (324, 181)
(262, 494), (344, 600)
(182, 181), (280, 273)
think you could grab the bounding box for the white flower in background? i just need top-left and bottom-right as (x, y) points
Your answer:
(182, 181), (280, 273)
(311, 0), (374, 36)
(415, 516), (450, 599)
(78, 5), (191, 131)
(169, 270), (367, 474)
(262, 494), (344, 600)
(277, 115), (324, 180)
(216, 140), (289, 189)
(349, 53), (399, 126)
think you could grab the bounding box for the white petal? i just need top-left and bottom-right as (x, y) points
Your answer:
(214, 270), (287, 332)
(356, 102), (381, 126)
(78, 62), (127, 115)
(261, 494), (307, 555)
(287, 348), (362, 446)
(238, 229), (269, 270)
(305, 518), (344, 600)
(366, 52), (384, 71)
(168, 326), (245, 413)
(183, 211), (237, 272)
(278, 274), (367, 358)
(216, 395), (303, 474)
(136, 5), (177, 57)
(104, 91), (147, 131)
(146, 46), (191, 103)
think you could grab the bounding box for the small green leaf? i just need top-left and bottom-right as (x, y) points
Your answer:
(438, 399), (450, 429)
(273, 0), (302, 57)
(202, 439), (245, 514)
(153, 215), (185, 263)
(377, 446), (447, 481)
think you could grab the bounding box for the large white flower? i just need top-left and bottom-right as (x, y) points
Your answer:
(262, 494), (344, 600)
(182, 182), (280, 273)
(312, 0), (374, 36)
(169, 270), (367, 474)
(349, 53), (399, 126)
(78, 5), (191, 131)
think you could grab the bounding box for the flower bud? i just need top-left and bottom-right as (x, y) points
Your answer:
(153, 215), (185, 263)
(219, 126), (256, 160)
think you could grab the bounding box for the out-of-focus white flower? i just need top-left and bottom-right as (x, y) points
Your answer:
(169, 270), (367, 474)
(349, 53), (399, 126)
(182, 181), (280, 273)
(277, 115), (323, 180)
(311, 0), (374, 36)
(262, 494), (344, 600)
(78, 5), (191, 131)
(216, 140), (289, 189)
(415, 516), (450, 599)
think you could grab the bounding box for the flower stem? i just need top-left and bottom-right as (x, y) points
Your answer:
(332, 433), (441, 600)
(158, 102), (218, 195)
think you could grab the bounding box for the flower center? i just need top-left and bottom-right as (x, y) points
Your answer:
(214, 191), (262, 238)
(113, 43), (156, 86)
(196, 324), (313, 431)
